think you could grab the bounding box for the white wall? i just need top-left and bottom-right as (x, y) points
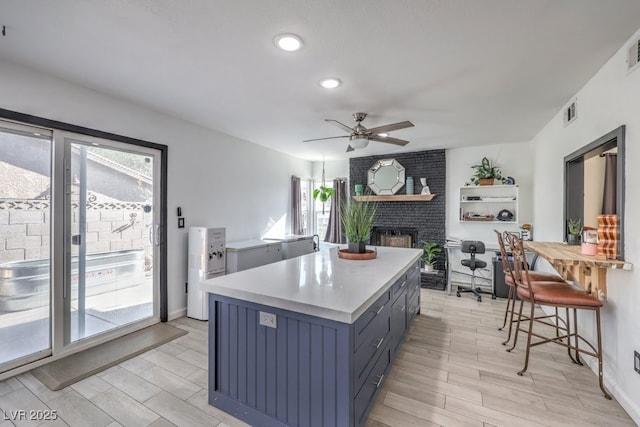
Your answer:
(311, 160), (349, 181)
(530, 27), (640, 423)
(446, 142), (534, 245)
(0, 61), (311, 319)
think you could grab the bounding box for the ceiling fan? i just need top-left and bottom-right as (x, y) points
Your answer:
(303, 112), (414, 152)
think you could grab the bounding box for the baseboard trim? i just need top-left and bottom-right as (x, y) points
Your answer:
(168, 307), (187, 321)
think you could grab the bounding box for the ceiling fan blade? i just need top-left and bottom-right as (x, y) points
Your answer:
(325, 119), (353, 133)
(366, 121), (414, 135)
(346, 145), (355, 152)
(302, 135), (349, 142)
(368, 135), (409, 146)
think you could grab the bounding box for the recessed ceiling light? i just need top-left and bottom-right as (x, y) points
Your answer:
(274, 33), (303, 52)
(319, 78), (341, 89)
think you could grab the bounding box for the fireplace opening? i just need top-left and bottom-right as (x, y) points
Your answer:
(370, 227), (418, 248)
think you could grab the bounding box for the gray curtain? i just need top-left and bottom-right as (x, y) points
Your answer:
(291, 175), (303, 235)
(601, 153), (617, 215)
(324, 179), (347, 243)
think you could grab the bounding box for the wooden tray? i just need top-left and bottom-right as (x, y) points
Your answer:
(337, 248), (377, 260)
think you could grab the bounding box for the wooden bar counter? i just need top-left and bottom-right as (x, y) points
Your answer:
(524, 241), (632, 300)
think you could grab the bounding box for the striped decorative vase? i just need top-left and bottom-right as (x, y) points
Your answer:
(597, 214), (618, 259)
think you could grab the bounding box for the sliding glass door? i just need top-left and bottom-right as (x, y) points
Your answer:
(0, 118), (163, 374)
(64, 135), (160, 344)
(0, 122), (53, 371)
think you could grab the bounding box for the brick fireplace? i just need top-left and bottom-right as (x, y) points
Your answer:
(350, 150), (447, 289)
(371, 227), (418, 248)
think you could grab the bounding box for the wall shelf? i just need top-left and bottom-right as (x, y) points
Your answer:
(459, 185), (518, 223)
(353, 194), (436, 202)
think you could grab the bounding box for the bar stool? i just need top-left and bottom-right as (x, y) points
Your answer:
(456, 240), (493, 302)
(494, 230), (567, 347)
(508, 233), (611, 399)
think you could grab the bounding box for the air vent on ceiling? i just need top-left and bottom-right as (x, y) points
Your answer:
(627, 39), (640, 72)
(564, 99), (577, 126)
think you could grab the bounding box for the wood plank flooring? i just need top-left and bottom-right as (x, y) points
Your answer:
(367, 289), (636, 427)
(0, 289), (635, 426)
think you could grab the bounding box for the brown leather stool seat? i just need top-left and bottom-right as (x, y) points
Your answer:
(517, 284), (602, 307)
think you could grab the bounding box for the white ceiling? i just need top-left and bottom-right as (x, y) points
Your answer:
(2, 0), (640, 161)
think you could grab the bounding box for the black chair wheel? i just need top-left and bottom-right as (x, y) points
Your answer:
(491, 295), (497, 300)
(456, 292), (461, 297)
(477, 297), (482, 302)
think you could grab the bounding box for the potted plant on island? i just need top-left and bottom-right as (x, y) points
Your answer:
(567, 218), (582, 245)
(419, 240), (442, 272)
(469, 157), (507, 186)
(341, 196), (378, 254)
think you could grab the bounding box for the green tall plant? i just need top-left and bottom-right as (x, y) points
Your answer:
(341, 196), (378, 244)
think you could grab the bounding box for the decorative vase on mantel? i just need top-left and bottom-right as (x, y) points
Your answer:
(348, 242), (367, 254)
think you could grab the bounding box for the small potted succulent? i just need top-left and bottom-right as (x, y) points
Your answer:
(469, 157), (507, 186)
(567, 218), (582, 245)
(420, 240), (442, 272)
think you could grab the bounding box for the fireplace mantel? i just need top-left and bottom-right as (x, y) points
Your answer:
(353, 194), (435, 202)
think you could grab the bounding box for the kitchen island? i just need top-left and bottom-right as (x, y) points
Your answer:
(202, 246), (422, 427)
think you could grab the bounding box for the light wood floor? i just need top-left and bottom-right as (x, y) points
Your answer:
(0, 289), (635, 426)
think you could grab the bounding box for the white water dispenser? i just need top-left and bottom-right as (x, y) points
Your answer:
(187, 227), (225, 320)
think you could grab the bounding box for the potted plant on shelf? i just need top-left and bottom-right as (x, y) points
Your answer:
(341, 196), (378, 254)
(567, 218), (582, 245)
(419, 240), (442, 272)
(469, 157), (507, 186)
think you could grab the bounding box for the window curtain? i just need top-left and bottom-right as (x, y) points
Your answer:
(601, 153), (617, 215)
(291, 175), (303, 235)
(324, 179), (347, 243)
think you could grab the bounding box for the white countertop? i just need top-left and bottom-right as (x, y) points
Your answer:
(226, 239), (281, 251)
(263, 234), (314, 243)
(202, 246), (422, 323)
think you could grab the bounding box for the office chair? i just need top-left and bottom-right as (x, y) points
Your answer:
(456, 240), (494, 302)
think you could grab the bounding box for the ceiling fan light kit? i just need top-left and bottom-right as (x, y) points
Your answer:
(303, 112), (414, 152)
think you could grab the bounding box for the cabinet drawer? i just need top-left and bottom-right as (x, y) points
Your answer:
(407, 290), (420, 324)
(353, 329), (390, 394)
(407, 273), (421, 302)
(354, 341), (392, 426)
(354, 290), (390, 350)
(390, 273), (408, 302)
(406, 261), (420, 282)
(391, 292), (407, 354)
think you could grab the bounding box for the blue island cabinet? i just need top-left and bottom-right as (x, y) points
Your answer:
(208, 261), (420, 427)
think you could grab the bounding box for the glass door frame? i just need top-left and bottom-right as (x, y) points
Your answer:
(0, 108), (168, 375)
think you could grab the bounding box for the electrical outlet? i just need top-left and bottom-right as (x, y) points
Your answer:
(635, 351), (640, 375)
(259, 311), (277, 328)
